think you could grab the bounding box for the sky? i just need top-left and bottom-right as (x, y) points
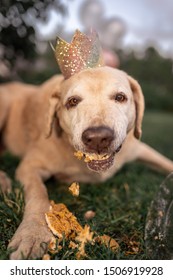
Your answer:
(37, 0), (173, 58)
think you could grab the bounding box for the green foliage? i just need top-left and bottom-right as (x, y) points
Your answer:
(0, 0), (68, 75)
(120, 47), (173, 112)
(0, 183), (24, 259)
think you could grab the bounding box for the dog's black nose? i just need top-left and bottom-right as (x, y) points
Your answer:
(82, 126), (114, 153)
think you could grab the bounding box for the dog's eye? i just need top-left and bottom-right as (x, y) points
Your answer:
(115, 93), (127, 103)
(66, 97), (81, 109)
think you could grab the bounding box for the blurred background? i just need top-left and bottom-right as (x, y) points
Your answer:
(0, 0), (173, 112)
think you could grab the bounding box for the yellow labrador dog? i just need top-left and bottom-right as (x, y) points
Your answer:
(0, 66), (173, 259)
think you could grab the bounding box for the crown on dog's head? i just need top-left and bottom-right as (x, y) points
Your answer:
(54, 29), (105, 79)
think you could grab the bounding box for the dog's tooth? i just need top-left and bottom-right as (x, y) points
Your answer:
(98, 154), (103, 160)
(93, 154), (98, 160)
(104, 154), (110, 160)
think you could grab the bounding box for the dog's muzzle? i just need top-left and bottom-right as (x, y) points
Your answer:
(82, 126), (114, 154)
(74, 126), (122, 172)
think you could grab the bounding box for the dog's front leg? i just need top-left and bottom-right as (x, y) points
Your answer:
(8, 158), (53, 260)
(137, 142), (173, 174)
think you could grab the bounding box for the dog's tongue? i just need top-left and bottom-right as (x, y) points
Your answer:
(87, 154), (114, 172)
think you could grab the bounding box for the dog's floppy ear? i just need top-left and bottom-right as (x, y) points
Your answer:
(128, 75), (145, 139)
(45, 91), (60, 138)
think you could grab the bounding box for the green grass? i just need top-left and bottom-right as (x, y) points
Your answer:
(0, 111), (173, 259)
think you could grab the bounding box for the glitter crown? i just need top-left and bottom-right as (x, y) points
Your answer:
(54, 29), (104, 79)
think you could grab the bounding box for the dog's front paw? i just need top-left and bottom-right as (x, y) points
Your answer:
(8, 216), (53, 259)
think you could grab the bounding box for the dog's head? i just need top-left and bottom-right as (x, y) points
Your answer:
(46, 66), (144, 172)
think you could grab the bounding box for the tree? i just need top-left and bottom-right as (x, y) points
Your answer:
(0, 0), (69, 79)
(120, 47), (173, 112)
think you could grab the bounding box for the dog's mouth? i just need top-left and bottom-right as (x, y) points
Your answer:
(74, 145), (122, 172)
(86, 153), (115, 172)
